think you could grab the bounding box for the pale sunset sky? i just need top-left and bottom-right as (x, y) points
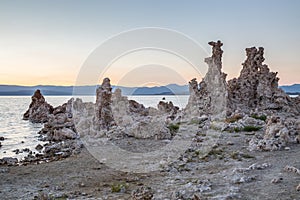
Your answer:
(0, 0), (299, 86)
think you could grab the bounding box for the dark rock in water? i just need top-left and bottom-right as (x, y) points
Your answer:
(13, 149), (20, 154)
(23, 89), (54, 123)
(35, 144), (43, 151)
(0, 142), (2, 147)
(0, 136), (4, 141)
(0, 157), (18, 166)
(95, 78), (116, 130)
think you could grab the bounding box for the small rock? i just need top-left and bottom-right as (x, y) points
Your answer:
(131, 186), (154, 200)
(297, 184), (300, 191)
(0, 136), (4, 141)
(249, 163), (271, 170)
(284, 165), (300, 175)
(35, 144), (43, 151)
(13, 149), (20, 154)
(0, 168), (9, 173)
(0, 157), (18, 165)
(284, 147), (290, 151)
(271, 178), (283, 184)
(79, 182), (85, 187)
(233, 176), (256, 184)
(227, 141), (234, 145)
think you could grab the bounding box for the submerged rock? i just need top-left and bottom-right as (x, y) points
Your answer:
(0, 157), (18, 166)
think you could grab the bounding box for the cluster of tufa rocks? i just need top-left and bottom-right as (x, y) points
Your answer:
(2, 40), (299, 168)
(227, 47), (298, 113)
(1, 91), (83, 166)
(186, 40), (300, 152)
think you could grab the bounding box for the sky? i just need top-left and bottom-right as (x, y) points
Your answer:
(0, 0), (299, 86)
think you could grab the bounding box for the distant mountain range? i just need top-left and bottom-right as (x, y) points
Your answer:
(0, 84), (299, 96)
(0, 84), (189, 96)
(279, 84), (300, 95)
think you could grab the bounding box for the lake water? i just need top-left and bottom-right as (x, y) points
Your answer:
(0, 95), (189, 159)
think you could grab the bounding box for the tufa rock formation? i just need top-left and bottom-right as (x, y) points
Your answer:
(38, 98), (78, 142)
(187, 41), (299, 117)
(227, 47), (296, 113)
(95, 78), (116, 130)
(23, 89), (54, 123)
(110, 88), (173, 139)
(21, 95), (82, 163)
(185, 40), (227, 118)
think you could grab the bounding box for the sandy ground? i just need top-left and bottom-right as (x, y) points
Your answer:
(0, 130), (300, 200)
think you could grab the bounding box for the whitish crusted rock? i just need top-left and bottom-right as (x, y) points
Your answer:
(131, 186), (154, 200)
(95, 78), (116, 130)
(185, 40), (227, 118)
(111, 88), (173, 139)
(284, 165), (300, 176)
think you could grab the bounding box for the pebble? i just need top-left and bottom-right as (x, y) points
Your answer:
(271, 178), (283, 184)
(284, 147), (290, 151)
(0, 168), (9, 173)
(0, 136), (4, 141)
(35, 144), (43, 151)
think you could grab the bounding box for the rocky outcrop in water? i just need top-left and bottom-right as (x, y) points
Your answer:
(23, 90), (54, 123)
(21, 96), (82, 164)
(185, 40), (227, 119)
(38, 98), (77, 141)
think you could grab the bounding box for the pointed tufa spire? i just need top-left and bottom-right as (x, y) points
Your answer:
(186, 40), (227, 118)
(95, 78), (116, 130)
(206, 40), (223, 67)
(23, 89), (54, 123)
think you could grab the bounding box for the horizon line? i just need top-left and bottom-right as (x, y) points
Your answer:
(0, 83), (299, 87)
